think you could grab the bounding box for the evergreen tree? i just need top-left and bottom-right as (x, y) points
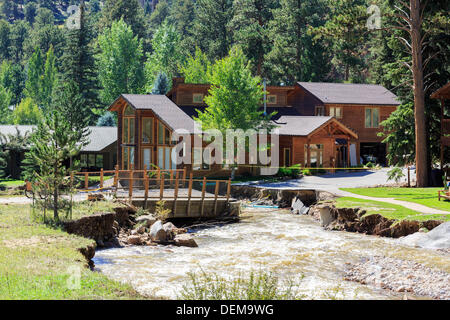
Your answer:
(24, 2), (37, 24)
(152, 72), (170, 94)
(192, 0), (234, 60)
(169, 0), (196, 54)
(60, 1), (99, 124)
(23, 106), (84, 220)
(310, 0), (369, 82)
(0, 20), (11, 61)
(10, 20), (31, 64)
(149, 0), (170, 32)
(96, 112), (116, 127)
(266, 0), (332, 84)
(97, 19), (145, 104)
(99, 0), (147, 40)
(230, 0), (278, 76)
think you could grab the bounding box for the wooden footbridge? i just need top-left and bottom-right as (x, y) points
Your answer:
(71, 166), (240, 219)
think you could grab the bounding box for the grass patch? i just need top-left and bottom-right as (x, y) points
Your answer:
(0, 179), (25, 188)
(0, 203), (145, 300)
(335, 197), (450, 222)
(179, 269), (304, 300)
(341, 187), (450, 212)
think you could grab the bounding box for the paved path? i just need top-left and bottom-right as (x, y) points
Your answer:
(237, 168), (449, 214)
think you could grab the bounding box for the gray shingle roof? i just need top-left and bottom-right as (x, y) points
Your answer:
(0, 125), (117, 152)
(297, 82), (400, 106)
(274, 116), (333, 136)
(121, 94), (196, 133)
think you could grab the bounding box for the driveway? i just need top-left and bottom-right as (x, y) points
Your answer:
(242, 168), (415, 194)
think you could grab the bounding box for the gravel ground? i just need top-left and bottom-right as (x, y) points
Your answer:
(344, 256), (450, 300)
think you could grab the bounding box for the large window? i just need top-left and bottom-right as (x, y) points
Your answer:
(80, 154), (104, 169)
(122, 105), (135, 169)
(365, 107), (380, 128)
(158, 121), (171, 145)
(193, 147), (210, 170)
(142, 148), (152, 169)
(305, 144), (324, 168)
(142, 118), (153, 144)
(330, 107), (342, 119)
(157, 146), (177, 169)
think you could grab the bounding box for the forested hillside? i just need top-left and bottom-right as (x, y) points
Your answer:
(0, 0), (448, 166)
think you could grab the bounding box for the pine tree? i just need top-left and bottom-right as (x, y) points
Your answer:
(60, 1), (99, 124)
(24, 107), (84, 220)
(230, 0), (278, 76)
(152, 72), (170, 94)
(149, 0), (170, 32)
(0, 20), (11, 61)
(266, 0), (333, 84)
(169, 0), (196, 53)
(96, 112), (116, 127)
(99, 0), (147, 40)
(192, 0), (234, 60)
(97, 19), (145, 104)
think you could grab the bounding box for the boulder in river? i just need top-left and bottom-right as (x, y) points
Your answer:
(399, 221), (450, 249)
(317, 205), (336, 227)
(174, 234), (198, 248)
(127, 235), (142, 245)
(150, 220), (167, 242)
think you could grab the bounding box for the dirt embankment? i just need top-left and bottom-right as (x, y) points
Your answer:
(307, 204), (444, 238)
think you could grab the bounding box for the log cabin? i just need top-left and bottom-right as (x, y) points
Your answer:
(107, 78), (400, 177)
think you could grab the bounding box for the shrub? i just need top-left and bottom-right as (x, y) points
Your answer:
(387, 166), (405, 183)
(277, 164), (301, 178)
(179, 269), (303, 300)
(302, 169), (311, 176)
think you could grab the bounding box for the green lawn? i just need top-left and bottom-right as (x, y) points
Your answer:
(335, 197), (450, 222)
(0, 179), (25, 188)
(341, 187), (450, 212)
(0, 203), (146, 299)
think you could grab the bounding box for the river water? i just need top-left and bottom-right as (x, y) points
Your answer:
(94, 208), (450, 299)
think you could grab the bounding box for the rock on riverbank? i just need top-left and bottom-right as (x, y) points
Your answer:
(344, 256), (450, 300)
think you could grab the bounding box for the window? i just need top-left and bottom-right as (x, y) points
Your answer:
(193, 93), (204, 104)
(96, 154), (103, 168)
(124, 105), (134, 116)
(158, 121), (172, 145)
(157, 146), (176, 169)
(304, 144), (324, 168)
(142, 118), (153, 144)
(193, 147), (210, 170)
(142, 148), (152, 169)
(283, 148), (291, 167)
(80, 154), (87, 167)
(123, 117), (135, 144)
(267, 95), (277, 105)
(123, 147), (135, 170)
(330, 107), (342, 119)
(315, 106), (325, 116)
(365, 108), (380, 128)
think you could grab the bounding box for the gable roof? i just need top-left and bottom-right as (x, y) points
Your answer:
(431, 82), (450, 100)
(110, 94), (196, 133)
(274, 116), (358, 139)
(297, 82), (400, 106)
(0, 125), (117, 152)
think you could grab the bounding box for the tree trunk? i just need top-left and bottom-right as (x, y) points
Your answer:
(410, 0), (428, 187)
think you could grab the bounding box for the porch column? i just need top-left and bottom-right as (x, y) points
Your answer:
(346, 138), (350, 168)
(307, 139), (311, 168)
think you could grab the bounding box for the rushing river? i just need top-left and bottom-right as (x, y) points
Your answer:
(94, 208), (450, 299)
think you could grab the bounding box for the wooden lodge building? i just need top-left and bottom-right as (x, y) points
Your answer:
(107, 78), (400, 177)
(431, 82), (450, 170)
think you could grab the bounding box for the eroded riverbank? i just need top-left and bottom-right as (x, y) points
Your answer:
(94, 208), (450, 299)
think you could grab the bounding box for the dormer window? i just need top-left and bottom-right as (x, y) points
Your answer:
(329, 107), (342, 119)
(193, 93), (204, 104)
(267, 95), (277, 105)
